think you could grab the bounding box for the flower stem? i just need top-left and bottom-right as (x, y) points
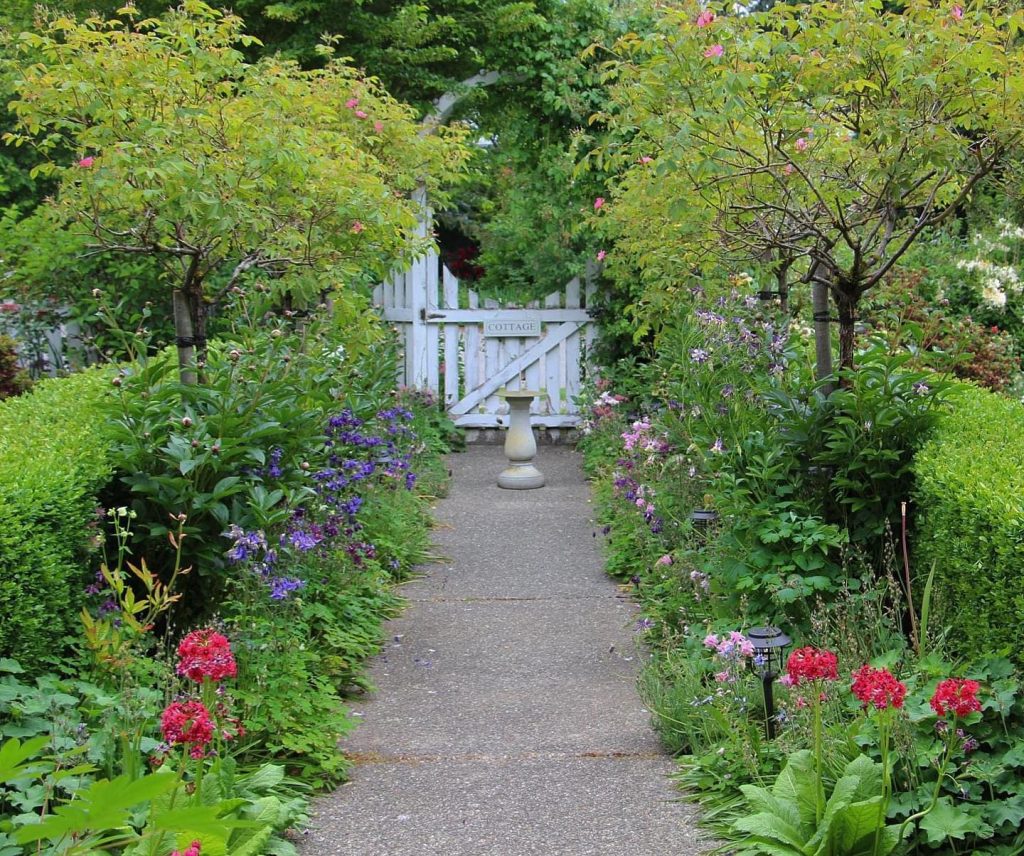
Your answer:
(813, 690), (824, 825)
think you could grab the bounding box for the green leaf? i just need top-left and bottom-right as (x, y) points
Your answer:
(0, 736), (50, 783)
(14, 773), (179, 844)
(918, 798), (993, 845)
(772, 750), (818, 829)
(732, 813), (809, 853)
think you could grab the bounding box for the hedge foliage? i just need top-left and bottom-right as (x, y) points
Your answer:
(0, 369), (114, 668)
(913, 384), (1024, 664)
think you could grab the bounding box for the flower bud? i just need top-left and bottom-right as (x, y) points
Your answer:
(181, 417), (193, 427)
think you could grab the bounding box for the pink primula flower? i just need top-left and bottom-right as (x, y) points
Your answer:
(696, 9), (716, 28)
(77, 156), (94, 168)
(704, 44), (724, 58)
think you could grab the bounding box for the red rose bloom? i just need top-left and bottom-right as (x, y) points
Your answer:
(851, 665), (907, 710)
(160, 700), (214, 752)
(930, 678), (982, 718)
(176, 628), (237, 683)
(785, 646), (839, 685)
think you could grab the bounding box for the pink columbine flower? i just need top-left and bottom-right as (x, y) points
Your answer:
(596, 250), (607, 262)
(594, 197), (605, 211)
(783, 163), (794, 175)
(703, 633), (719, 649)
(355, 110), (368, 119)
(704, 44), (724, 58)
(638, 156), (653, 164)
(351, 221), (364, 234)
(346, 98), (360, 109)
(77, 156), (95, 168)
(696, 10), (716, 28)
(656, 554), (673, 566)
(951, 4), (963, 19)
(795, 137), (808, 152)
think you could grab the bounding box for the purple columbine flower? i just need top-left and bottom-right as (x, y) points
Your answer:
(268, 576), (305, 600)
(690, 348), (710, 364)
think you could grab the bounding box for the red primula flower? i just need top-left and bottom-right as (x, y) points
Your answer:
(785, 646), (839, 685)
(851, 665), (907, 711)
(930, 678), (982, 718)
(176, 628), (237, 683)
(160, 700), (214, 753)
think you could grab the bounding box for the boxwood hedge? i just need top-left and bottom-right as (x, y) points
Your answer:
(0, 369), (115, 668)
(913, 384), (1024, 664)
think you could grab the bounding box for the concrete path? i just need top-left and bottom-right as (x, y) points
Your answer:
(301, 445), (709, 856)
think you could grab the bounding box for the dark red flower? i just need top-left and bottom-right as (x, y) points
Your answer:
(160, 700), (214, 751)
(930, 678), (982, 718)
(785, 646), (839, 685)
(851, 665), (907, 710)
(176, 628), (237, 683)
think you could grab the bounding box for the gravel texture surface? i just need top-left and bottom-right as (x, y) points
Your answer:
(300, 445), (710, 855)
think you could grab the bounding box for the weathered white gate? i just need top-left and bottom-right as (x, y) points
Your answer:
(373, 251), (595, 429)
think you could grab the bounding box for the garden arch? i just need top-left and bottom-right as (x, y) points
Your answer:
(374, 76), (596, 430)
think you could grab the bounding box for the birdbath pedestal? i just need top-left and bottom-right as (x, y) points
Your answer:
(497, 389), (545, 490)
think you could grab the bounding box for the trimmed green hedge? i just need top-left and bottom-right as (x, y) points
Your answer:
(913, 384), (1024, 664)
(0, 369), (115, 668)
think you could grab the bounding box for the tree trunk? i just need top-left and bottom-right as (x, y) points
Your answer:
(190, 276), (208, 384)
(172, 287), (197, 385)
(835, 288), (858, 378)
(811, 265), (834, 395)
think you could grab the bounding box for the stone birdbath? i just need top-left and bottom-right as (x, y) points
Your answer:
(497, 389), (545, 490)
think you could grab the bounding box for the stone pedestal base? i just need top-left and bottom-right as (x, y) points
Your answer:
(498, 390), (545, 490)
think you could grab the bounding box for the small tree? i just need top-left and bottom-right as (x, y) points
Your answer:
(598, 0), (1024, 373)
(3, 1), (469, 381)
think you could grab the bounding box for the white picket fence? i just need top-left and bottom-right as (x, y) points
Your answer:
(373, 258), (595, 429)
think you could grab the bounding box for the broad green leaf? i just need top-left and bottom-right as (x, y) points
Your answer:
(918, 798), (993, 845)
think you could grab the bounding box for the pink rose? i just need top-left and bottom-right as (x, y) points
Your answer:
(704, 44), (724, 58)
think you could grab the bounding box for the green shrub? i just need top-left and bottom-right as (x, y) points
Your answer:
(913, 384), (1024, 664)
(0, 369), (115, 668)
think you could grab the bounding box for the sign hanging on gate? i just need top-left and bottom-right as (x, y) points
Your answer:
(483, 318), (543, 337)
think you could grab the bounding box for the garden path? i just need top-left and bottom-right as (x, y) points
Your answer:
(300, 444), (709, 855)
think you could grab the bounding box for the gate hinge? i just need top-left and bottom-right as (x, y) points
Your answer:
(419, 309), (446, 321)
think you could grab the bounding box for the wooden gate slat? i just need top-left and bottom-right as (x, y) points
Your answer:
(425, 255), (440, 393)
(449, 321), (581, 416)
(442, 266), (460, 407)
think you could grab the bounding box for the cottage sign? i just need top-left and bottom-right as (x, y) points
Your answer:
(483, 318), (542, 338)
